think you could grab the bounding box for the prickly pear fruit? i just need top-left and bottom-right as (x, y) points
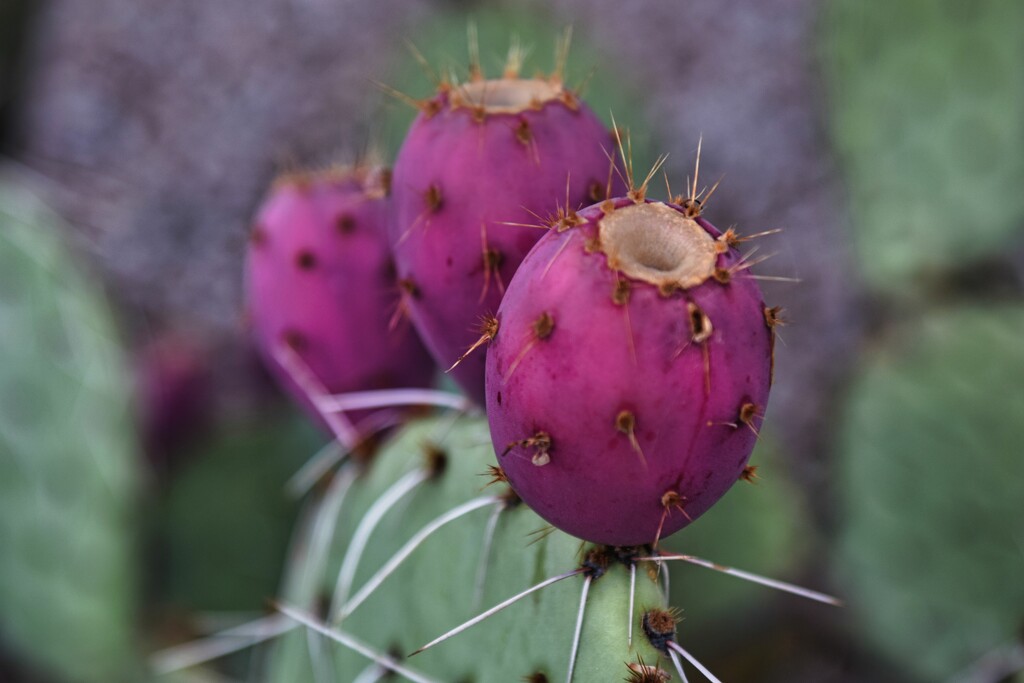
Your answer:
(486, 196), (774, 545)
(137, 331), (211, 466)
(245, 166), (435, 432)
(389, 53), (624, 406)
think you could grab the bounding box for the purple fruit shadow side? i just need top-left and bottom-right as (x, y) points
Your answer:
(485, 197), (774, 546)
(390, 77), (625, 407)
(245, 167), (435, 433)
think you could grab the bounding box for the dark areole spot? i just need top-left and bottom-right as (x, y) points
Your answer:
(296, 250), (317, 270)
(249, 225), (267, 246)
(336, 214), (356, 233)
(281, 328), (306, 350)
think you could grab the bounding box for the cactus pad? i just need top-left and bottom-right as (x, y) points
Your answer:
(664, 438), (811, 631)
(822, 0), (1024, 288)
(267, 415), (674, 682)
(0, 181), (141, 682)
(159, 411), (322, 613)
(836, 305), (1024, 679)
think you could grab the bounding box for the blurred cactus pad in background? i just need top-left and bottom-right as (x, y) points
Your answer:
(837, 307), (1024, 681)
(822, 0), (1024, 291)
(0, 179), (142, 682)
(1, 0), (1023, 682)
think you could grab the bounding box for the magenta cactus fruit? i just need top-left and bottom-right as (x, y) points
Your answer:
(485, 189), (776, 546)
(245, 166), (435, 432)
(136, 331), (210, 465)
(389, 43), (625, 406)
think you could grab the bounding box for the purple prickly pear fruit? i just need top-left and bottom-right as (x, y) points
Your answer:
(245, 166), (435, 433)
(389, 52), (625, 407)
(136, 331), (211, 468)
(485, 191), (775, 546)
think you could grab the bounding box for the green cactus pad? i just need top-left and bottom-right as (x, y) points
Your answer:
(664, 438), (812, 635)
(0, 181), (141, 681)
(267, 415), (672, 682)
(836, 306), (1024, 680)
(159, 411), (322, 612)
(822, 0), (1024, 289)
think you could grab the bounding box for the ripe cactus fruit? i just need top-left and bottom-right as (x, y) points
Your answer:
(486, 185), (774, 546)
(389, 36), (625, 406)
(137, 331), (211, 465)
(245, 166), (435, 433)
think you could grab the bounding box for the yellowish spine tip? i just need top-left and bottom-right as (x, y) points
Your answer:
(447, 315), (499, 373)
(626, 659), (671, 683)
(480, 464), (509, 487)
(764, 305), (787, 328)
(681, 197), (702, 218)
(551, 25), (574, 84)
(559, 89), (580, 111)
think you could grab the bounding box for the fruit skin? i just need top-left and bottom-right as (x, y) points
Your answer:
(245, 167), (435, 431)
(486, 197), (772, 546)
(389, 83), (623, 406)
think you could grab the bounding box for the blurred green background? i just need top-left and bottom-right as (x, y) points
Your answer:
(1, 0), (1022, 681)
